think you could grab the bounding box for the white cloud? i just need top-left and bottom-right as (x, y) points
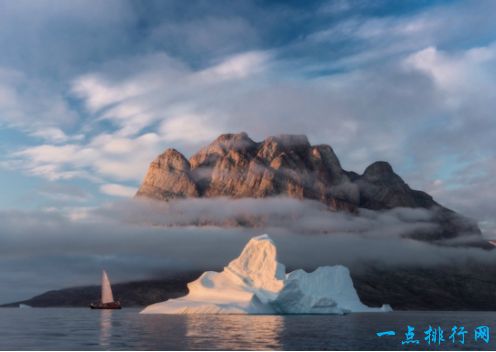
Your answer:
(90, 132), (160, 156)
(99, 183), (136, 198)
(71, 53), (190, 135)
(405, 44), (496, 95)
(310, 15), (438, 44)
(197, 51), (270, 81)
(71, 74), (131, 113)
(70, 51), (270, 137)
(29, 128), (70, 143)
(16, 144), (92, 164)
(160, 113), (222, 144)
(28, 165), (92, 181)
(14, 132), (164, 182)
(29, 127), (84, 144)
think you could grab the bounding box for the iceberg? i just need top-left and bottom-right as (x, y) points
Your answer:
(141, 234), (391, 314)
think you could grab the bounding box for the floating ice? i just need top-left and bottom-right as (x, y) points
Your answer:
(141, 234), (391, 314)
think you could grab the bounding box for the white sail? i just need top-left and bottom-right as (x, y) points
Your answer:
(101, 270), (114, 304)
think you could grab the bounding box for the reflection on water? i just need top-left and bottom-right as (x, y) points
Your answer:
(1, 309), (496, 350)
(185, 315), (284, 350)
(99, 310), (112, 348)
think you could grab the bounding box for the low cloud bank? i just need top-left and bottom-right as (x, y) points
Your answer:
(98, 197), (440, 237)
(0, 197), (491, 303)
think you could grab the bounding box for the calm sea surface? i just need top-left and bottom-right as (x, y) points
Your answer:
(0, 308), (495, 350)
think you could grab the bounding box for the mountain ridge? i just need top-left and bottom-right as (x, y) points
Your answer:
(136, 132), (485, 246)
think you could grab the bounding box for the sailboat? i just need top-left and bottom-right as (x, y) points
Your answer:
(90, 270), (122, 309)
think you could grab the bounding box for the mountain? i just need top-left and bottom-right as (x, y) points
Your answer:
(136, 132), (485, 246)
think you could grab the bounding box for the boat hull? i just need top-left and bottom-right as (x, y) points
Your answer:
(90, 301), (122, 309)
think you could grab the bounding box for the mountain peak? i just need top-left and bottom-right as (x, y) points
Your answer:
(213, 132), (255, 148)
(265, 134), (310, 148)
(136, 148), (198, 201)
(364, 161), (394, 175)
(189, 132), (257, 169)
(216, 131), (249, 140)
(154, 148), (190, 171)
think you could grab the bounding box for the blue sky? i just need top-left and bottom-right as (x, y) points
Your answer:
(2, 0), (496, 302)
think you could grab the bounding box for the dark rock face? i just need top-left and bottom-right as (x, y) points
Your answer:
(352, 261), (496, 310)
(356, 161), (435, 209)
(136, 132), (485, 246)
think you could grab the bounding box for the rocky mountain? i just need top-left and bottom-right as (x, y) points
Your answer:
(136, 132), (486, 246)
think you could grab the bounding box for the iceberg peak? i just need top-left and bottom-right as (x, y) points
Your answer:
(226, 234), (285, 299)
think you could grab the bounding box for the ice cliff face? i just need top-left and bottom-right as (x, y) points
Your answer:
(271, 266), (390, 314)
(141, 235), (391, 314)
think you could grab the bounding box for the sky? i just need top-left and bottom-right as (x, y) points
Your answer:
(1, 0), (496, 302)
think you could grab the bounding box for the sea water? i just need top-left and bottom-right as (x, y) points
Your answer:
(0, 308), (494, 350)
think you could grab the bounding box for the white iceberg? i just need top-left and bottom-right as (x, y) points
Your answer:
(141, 234), (391, 315)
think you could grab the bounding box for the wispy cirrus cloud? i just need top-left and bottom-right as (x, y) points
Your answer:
(99, 183), (137, 198)
(13, 133), (160, 181)
(71, 50), (270, 137)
